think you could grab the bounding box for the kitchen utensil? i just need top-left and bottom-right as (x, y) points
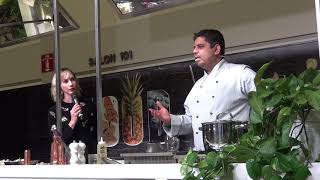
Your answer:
(156, 97), (163, 136)
(146, 142), (167, 153)
(147, 90), (170, 140)
(4, 160), (39, 165)
(165, 135), (180, 152)
(189, 64), (196, 84)
(201, 111), (234, 151)
(232, 121), (249, 144)
(201, 120), (233, 151)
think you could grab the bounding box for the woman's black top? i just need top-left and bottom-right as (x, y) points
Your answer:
(48, 98), (97, 154)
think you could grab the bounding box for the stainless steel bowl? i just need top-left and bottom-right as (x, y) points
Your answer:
(232, 121), (249, 143)
(201, 120), (233, 151)
(146, 142), (167, 153)
(201, 120), (249, 151)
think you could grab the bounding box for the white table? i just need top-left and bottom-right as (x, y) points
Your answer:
(0, 163), (319, 180)
(0, 164), (182, 180)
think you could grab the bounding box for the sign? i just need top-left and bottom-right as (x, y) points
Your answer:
(88, 50), (133, 67)
(41, 53), (54, 73)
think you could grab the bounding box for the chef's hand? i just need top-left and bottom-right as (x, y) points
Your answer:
(69, 103), (82, 129)
(149, 101), (171, 124)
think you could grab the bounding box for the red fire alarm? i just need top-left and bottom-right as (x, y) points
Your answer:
(41, 53), (54, 73)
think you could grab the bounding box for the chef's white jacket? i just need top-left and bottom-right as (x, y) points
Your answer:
(164, 59), (256, 151)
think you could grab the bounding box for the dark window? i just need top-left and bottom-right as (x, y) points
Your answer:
(0, 0), (78, 47)
(111, 0), (192, 18)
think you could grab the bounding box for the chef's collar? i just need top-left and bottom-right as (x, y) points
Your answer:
(204, 58), (226, 77)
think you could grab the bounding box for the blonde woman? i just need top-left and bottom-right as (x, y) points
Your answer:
(48, 68), (97, 155)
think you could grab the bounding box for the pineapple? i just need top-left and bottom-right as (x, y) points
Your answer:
(121, 73), (144, 145)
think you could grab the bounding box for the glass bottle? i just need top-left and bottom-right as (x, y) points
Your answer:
(58, 142), (66, 164)
(97, 137), (107, 164)
(50, 125), (67, 164)
(50, 136), (59, 164)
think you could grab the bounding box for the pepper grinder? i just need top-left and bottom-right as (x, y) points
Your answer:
(69, 141), (80, 164)
(78, 141), (86, 164)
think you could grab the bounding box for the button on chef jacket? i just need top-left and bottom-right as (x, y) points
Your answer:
(163, 59), (256, 151)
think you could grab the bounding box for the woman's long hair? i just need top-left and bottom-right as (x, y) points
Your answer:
(50, 68), (81, 102)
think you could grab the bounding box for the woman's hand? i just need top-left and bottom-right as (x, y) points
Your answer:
(69, 104), (82, 129)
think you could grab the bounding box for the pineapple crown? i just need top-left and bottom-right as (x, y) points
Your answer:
(121, 73), (144, 114)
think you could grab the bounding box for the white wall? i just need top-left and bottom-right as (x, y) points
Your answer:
(0, 0), (317, 90)
(0, 40), (41, 89)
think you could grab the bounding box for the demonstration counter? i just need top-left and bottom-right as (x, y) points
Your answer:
(0, 163), (319, 180)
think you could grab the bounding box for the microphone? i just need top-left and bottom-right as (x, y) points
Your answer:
(72, 93), (83, 119)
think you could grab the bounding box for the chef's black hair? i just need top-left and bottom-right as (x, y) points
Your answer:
(193, 29), (225, 55)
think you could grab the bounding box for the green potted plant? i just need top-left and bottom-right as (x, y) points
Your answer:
(181, 60), (320, 179)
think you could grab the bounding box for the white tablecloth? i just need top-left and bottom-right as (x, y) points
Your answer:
(0, 163), (319, 180)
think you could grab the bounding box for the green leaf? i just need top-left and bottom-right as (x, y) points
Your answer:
(254, 61), (272, 85)
(205, 151), (219, 168)
(299, 68), (318, 83)
(180, 165), (194, 178)
(276, 107), (291, 128)
(222, 144), (236, 153)
(265, 94), (283, 109)
(258, 138), (276, 158)
(197, 160), (208, 169)
(261, 165), (273, 180)
(184, 150), (198, 166)
(287, 75), (298, 94)
(246, 159), (262, 179)
(271, 157), (281, 171)
(279, 120), (293, 148)
(180, 150), (198, 177)
(248, 92), (264, 118)
(294, 165), (311, 180)
(0, 0), (11, 6)
(229, 145), (256, 162)
(305, 90), (320, 111)
(0, 0), (6, 6)
(274, 78), (288, 90)
(312, 73), (320, 86)
(238, 132), (251, 146)
(250, 109), (262, 124)
(270, 175), (282, 180)
(276, 153), (293, 172)
(239, 130), (261, 147)
(293, 93), (308, 106)
(256, 80), (274, 98)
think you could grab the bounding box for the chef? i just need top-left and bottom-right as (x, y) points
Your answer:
(149, 29), (256, 151)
